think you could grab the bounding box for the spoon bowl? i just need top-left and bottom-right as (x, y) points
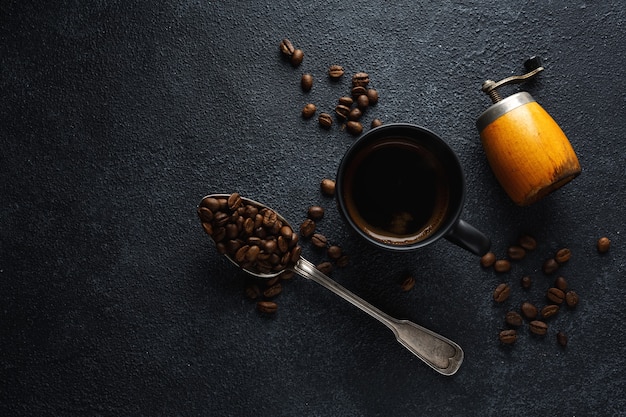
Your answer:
(199, 193), (464, 376)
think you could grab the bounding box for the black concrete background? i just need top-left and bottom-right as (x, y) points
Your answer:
(1, 1), (625, 416)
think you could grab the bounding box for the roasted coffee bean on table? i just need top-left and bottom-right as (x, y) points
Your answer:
(521, 301), (538, 320)
(480, 252), (496, 268)
(307, 205), (325, 220)
(400, 275), (416, 292)
(597, 236), (611, 253)
(557, 331), (568, 347)
(507, 245), (526, 260)
(542, 258), (559, 274)
(505, 311), (523, 327)
(529, 320), (548, 335)
(318, 113), (333, 128)
(494, 259), (511, 273)
(518, 234), (537, 251)
(493, 283), (511, 303)
(302, 103), (317, 119)
(541, 304), (560, 319)
(320, 178), (336, 196)
(546, 287), (565, 304)
(499, 329), (518, 344)
(301, 73), (313, 91)
(520, 275), (532, 289)
(555, 248), (572, 264)
(555, 276), (568, 291)
(291, 49), (304, 66)
(565, 290), (579, 308)
(328, 65), (344, 79)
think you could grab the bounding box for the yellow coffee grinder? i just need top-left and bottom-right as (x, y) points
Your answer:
(476, 56), (581, 206)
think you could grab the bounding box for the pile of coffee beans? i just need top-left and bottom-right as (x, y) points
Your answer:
(279, 38), (383, 135)
(481, 234), (590, 348)
(198, 193), (302, 275)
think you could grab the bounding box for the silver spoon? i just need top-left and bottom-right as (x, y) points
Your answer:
(201, 194), (464, 376)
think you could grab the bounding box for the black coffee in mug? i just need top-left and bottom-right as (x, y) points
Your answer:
(342, 138), (450, 245)
(336, 123), (490, 255)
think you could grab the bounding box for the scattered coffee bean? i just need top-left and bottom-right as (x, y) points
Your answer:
(366, 88), (379, 105)
(336, 254), (350, 268)
(352, 72), (370, 87)
(494, 259), (511, 273)
(555, 248), (571, 264)
(371, 118), (383, 128)
(521, 275), (532, 289)
(291, 49), (304, 66)
(546, 287), (565, 304)
(565, 290), (579, 308)
(521, 301), (538, 320)
(263, 283), (283, 298)
(480, 252), (496, 268)
(311, 233), (327, 248)
(542, 258), (559, 275)
(557, 331), (568, 347)
(299, 218), (316, 237)
(335, 104), (351, 119)
(302, 103), (317, 119)
(597, 236), (611, 253)
(356, 94), (369, 110)
(505, 311), (523, 327)
(555, 276), (568, 291)
(529, 320), (548, 335)
(338, 96), (353, 107)
(316, 261), (333, 275)
(348, 107), (362, 121)
(541, 304), (560, 319)
(301, 73), (313, 91)
(328, 65), (345, 79)
(400, 275), (416, 292)
(307, 206), (325, 220)
(327, 245), (342, 260)
(320, 179), (336, 196)
(318, 113), (333, 128)
(346, 121), (363, 135)
(257, 300), (278, 314)
(499, 329), (517, 344)
(493, 283), (511, 303)
(518, 234), (537, 251)
(279, 38), (295, 57)
(507, 245), (526, 261)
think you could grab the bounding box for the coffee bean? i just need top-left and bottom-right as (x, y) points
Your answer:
(316, 261), (333, 275)
(338, 96), (353, 107)
(356, 94), (369, 110)
(301, 73), (313, 91)
(302, 103), (317, 119)
(263, 283), (282, 298)
(327, 245), (342, 260)
(555, 276), (568, 291)
(290, 245), (302, 263)
(245, 284), (261, 300)
(352, 72), (370, 87)
(518, 234), (537, 251)
(555, 248), (571, 264)
(557, 331), (568, 347)
(542, 258), (559, 275)
(299, 218), (316, 237)
(351, 86), (367, 98)
(546, 287), (565, 304)
(597, 236), (611, 253)
(279, 38), (295, 56)
(505, 311), (523, 327)
(565, 290), (579, 308)
(198, 207), (214, 223)
(311, 233), (327, 248)
(493, 283), (511, 303)
(494, 259), (511, 273)
(257, 301), (278, 314)
(200, 196), (221, 212)
(400, 275), (415, 292)
(201, 222), (214, 236)
(480, 252), (496, 268)
(328, 65), (345, 79)
(321, 179), (336, 196)
(507, 245), (526, 261)
(291, 49), (304, 66)
(499, 329), (517, 344)
(335, 104), (351, 119)
(521, 301), (538, 319)
(336, 254), (350, 268)
(307, 206), (325, 220)
(262, 209), (278, 228)
(541, 304), (560, 319)
(348, 107), (362, 121)
(529, 320), (548, 335)
(346, 121), (363, 135)
(318, 113), (333, 128)
(371, 118), (383, 128)
(521, 275), (532, 289)
(366, 88), (379, 105)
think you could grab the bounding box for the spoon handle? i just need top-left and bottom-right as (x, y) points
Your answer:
(293, 257), (463, 376)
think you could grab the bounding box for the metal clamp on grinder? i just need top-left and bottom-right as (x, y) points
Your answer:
(476, 56), (581, 206)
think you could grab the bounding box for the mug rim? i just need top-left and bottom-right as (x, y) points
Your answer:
(335, 123), (466, 251)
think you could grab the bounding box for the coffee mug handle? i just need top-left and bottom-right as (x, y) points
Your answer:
(445, 219), (491, 256)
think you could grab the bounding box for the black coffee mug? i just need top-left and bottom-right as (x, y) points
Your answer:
(336, 123), (491, 256)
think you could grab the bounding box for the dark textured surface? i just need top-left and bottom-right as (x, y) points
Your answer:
(1, 1), (625, 416)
